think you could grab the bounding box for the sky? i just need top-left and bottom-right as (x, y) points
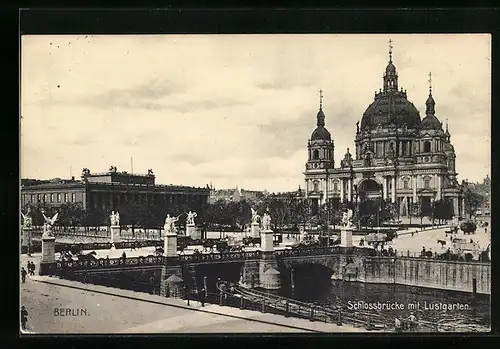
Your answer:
(21, 34), (491, 192)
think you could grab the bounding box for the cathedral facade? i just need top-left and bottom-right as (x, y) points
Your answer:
(304, 45), (464, 219)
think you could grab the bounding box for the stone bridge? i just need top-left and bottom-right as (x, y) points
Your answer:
(50, 244), (490, 296)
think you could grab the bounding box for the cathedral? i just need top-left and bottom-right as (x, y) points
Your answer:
(304, 42), (464, 219)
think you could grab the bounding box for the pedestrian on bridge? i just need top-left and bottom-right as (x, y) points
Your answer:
(21, 305), (29, 330)
(29, 262), (35, 276)
(407, 312), (417, 331)
(200, 288), (206, 307)
(394, 317), (402, 333)
(21, 267), (27, 283)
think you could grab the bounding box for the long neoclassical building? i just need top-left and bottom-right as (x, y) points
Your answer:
(304, 44), (464, 218)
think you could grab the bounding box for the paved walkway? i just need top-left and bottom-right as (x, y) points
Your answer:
(20, 273), (367, 334)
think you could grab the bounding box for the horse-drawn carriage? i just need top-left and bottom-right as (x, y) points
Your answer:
(364, 232), (387, 245)
(436, 238), (486, 262)
(58, 249), (97, 262)
(317, 235), (341, 246)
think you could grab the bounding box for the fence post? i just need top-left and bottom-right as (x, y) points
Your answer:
(261, 299), (266, 313)
(366, 316), (373, 331)
(285, 301), (289, 317)
(240, 296), (244, 310)
(309, 305), (315, 322)
(337, 309), (342, 326)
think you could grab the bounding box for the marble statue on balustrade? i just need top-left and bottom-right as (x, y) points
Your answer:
(186, 211), (197, 225)
(110, 211), (120, 226)
(42, 212), (59, 238)
(341, 209), (354, 228)
(21, 210), (32, 229)
(164, 214), (180, 234)
(251, 208), (261, 224)
(261, 213), (272, 231)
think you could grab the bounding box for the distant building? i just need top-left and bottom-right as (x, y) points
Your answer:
(465, 175), (491, 215)
(21, 167), (210, 216)
(209, 186), (267, 204)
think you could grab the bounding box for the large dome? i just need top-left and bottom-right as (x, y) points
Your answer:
(360, 92), (421, 130)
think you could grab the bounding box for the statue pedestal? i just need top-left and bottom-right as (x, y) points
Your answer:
(340, 227), (354, 247)
(251, 222), (260, 238)
(260, 229), (274, 252)
(21, 227), (32, 254)
(39, 236), (56, 275)
(110, 225), (121, 243)
(164, 232), (178, 257)
(186, 223), (199, 240)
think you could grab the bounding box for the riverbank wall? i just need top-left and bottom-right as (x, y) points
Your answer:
(331, 256), (490, 295)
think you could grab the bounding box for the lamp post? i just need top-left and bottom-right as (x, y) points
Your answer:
(353, 185), (359, 230)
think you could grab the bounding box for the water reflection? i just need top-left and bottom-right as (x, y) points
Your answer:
(281, 280), (490, 331)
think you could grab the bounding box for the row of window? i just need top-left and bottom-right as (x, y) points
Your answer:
(310, 178), (432, 192)
(24, 193), (77, 204)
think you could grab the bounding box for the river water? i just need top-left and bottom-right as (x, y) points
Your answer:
(278, 279), (490, 331)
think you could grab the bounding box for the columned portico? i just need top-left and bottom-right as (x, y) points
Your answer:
(382, 176), (388, 200)
(340, 179), (344, 202)
(323, 178), (328, 205)
(347, 178), (352, 202)
(412, 175), (417, 202)
(391, 176), (396, 203)
(436, 174), (442, 200)
(453, 197), (459, 216)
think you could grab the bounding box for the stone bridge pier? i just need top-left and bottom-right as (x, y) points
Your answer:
(160, 232), (184, 297)
(240, 227), (281, 290)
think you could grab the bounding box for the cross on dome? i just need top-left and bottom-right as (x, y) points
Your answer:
(319, 89), (323, 109)
(428, 72), (433, 93)
(388, 39), (393, 62)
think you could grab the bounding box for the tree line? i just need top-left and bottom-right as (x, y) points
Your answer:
(21, 189), (483, 232)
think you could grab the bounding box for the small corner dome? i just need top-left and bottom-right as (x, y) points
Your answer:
(311, 127), (331, 141)
(386, 62), (396, 74)
(420, 115), (443, 131)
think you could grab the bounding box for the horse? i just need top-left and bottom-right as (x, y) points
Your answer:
(202, 239), (216, 253)
(242, 237), (260, 247)
(384, 235), (394, 244)
(154, 246), (164, 256)
(230, 245), (244, 252)
(437, 239), (447, 247)
(59, 250), (75, 262)
(215, 241), (230, 253)
(177, 245), (186, 255)
(77, 251), (97, 261)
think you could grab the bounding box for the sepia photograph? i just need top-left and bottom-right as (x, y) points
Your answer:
(20, 34), (491, 334)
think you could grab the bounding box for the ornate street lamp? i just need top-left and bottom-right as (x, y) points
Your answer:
(353, 185), (360, 230)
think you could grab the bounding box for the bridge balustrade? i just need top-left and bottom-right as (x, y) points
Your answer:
(179, 250), (262, 263)
(55, 255), (165, 272)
